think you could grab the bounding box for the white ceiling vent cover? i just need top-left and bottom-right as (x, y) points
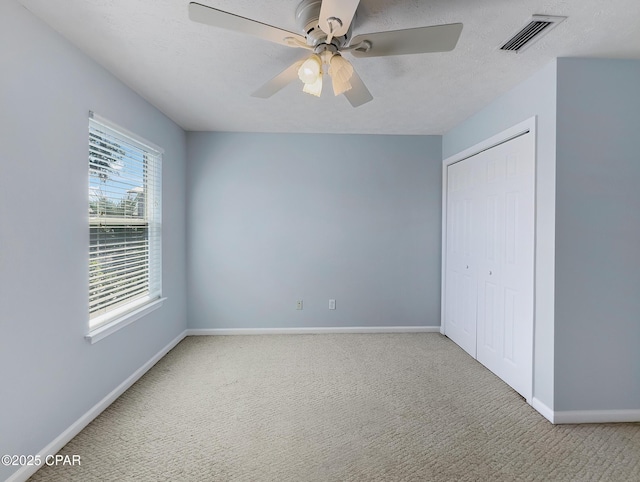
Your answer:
(500, 15), (566, 53)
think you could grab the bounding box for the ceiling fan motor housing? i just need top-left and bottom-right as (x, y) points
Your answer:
(295, 0), (353, 49)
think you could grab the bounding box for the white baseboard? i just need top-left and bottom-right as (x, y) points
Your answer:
(531, 397), (555, 423)
(553, 409), (640, 424)
(186, 326), (441, 336)
(530, 398), (640, 424)
(6, 330), (187, 482)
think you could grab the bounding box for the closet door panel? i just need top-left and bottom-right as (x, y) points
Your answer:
(476, 134), (534, 399)
(477, 158), (505, 371)
(499, 141), (535, 397)
(444, 157), (480, 357)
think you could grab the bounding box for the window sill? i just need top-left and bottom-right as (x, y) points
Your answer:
(85, 297), (166, 344)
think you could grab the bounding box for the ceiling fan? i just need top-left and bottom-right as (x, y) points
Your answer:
(188, 0), (463, 107)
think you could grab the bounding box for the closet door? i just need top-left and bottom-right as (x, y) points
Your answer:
(475, 133), (534, 399)
(444, 129), (535, 400)
(444, 154), (481, 357)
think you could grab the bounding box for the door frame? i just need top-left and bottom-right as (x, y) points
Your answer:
(440, 117), (537, 400)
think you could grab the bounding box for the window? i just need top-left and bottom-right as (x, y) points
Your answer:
(88, 112), (162, 335)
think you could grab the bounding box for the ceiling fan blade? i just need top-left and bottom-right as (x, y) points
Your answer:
(343, 68), (373, 108)
(251, 60), (305, 98)
(319, 0), (360, 39)
(350, 23), (463, 58)
(189, 2), (306, 48)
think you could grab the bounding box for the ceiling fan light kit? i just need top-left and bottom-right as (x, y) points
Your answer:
(296, 48), (356, 98)
(188, 0), (464, 107)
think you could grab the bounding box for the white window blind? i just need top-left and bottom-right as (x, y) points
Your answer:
(88, 112), (162, 330)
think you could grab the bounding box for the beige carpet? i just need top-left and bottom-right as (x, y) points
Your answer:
(30, 334), (640, 481)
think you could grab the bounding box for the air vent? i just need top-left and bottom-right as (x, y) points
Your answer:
(500, 15), (566, 53)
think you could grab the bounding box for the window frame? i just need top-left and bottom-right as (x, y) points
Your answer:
(86, 112), (164, 343)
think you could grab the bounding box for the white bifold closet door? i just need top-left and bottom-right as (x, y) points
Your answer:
(445, 132), (534, 399)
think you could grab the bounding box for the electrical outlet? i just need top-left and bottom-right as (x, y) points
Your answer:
(296, 300), (303, 310)
(329, 299), (336, 310)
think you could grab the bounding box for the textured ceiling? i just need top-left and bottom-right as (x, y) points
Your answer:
(17, 0), (640, 134)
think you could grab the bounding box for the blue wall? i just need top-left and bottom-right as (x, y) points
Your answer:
(554, 58), (640, 411)
(187, 132), (442, 329)
(0, 3), (187, 480)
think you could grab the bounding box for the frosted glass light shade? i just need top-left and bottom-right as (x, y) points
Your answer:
(298, 55), (322, 84)
(329, 54), (354, 96)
